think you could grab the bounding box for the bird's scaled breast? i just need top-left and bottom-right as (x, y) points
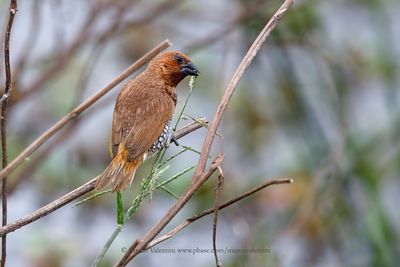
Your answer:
(147, 120), (173, 158)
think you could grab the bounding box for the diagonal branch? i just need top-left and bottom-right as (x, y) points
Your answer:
(193, 0), (294, 179)
(0, 40), (171, 182)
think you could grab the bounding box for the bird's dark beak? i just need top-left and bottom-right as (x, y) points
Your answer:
(181, 61), (199, 76)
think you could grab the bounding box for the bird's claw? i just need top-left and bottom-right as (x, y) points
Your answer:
(171, 136), (180, 146)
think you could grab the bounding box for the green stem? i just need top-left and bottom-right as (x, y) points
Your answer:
(159, 185), (179, 199)
(74, 189), (112, 206)
(116, 192), (124, 225)
(90, 225), (123, 267)
(156, 164), (196, 189)
(174, 76), (196, 131)
(160, 147), (189, 167)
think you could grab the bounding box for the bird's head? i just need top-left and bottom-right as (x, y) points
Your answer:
(148, 50), (199, 87)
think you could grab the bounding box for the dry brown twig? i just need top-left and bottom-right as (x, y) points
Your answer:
(1, 1), (17, 266)
(5, 1), (186, 191)
(213, 166), (224, 267)
(0, 119), (206, 237)
(0, 40), (171, 183)
(116, 0), (295, 265)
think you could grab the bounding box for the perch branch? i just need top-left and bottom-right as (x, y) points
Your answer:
(0, 40), (171, 182)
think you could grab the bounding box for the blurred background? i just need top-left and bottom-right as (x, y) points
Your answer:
(0, 0), (399, 266)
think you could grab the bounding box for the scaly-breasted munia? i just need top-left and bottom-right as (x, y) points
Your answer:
(95, 51), (199, 191)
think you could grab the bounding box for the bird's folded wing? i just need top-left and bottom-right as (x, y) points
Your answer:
(111, 87), (174, 161)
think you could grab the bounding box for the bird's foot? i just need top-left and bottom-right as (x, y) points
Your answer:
(171, 136), (180, 146)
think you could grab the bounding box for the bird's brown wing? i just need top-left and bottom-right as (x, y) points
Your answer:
(111, 84), (174, 161)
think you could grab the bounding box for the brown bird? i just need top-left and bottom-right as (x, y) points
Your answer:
(95, 50), (199, 191)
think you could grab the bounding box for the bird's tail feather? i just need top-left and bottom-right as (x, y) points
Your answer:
(95, 152), (142, 192)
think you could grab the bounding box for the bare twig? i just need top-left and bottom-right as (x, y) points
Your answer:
(0, 120), (206, 237)
(193, 0), (294, 180)
(0, 40), (171, 182)
(116, 154), (224, 266)
(116, 1), (294, 265)
(173, 117), (207, 139)
(146, 178), (293, 249)
(1, 1), (17, 265)
(213, 166), (224, 267)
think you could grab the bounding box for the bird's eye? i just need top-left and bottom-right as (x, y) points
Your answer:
(174, 55), (184, 64)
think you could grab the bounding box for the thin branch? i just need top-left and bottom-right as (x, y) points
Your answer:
(1, 1), (17, 266)
(146, 178), (293, 249)
(213, 166), (224, 267)
(0, 40), (171, 182)
(193, 0), (294, 179)
(0, 120), (206, 237)
(116, 154), (224, 266)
